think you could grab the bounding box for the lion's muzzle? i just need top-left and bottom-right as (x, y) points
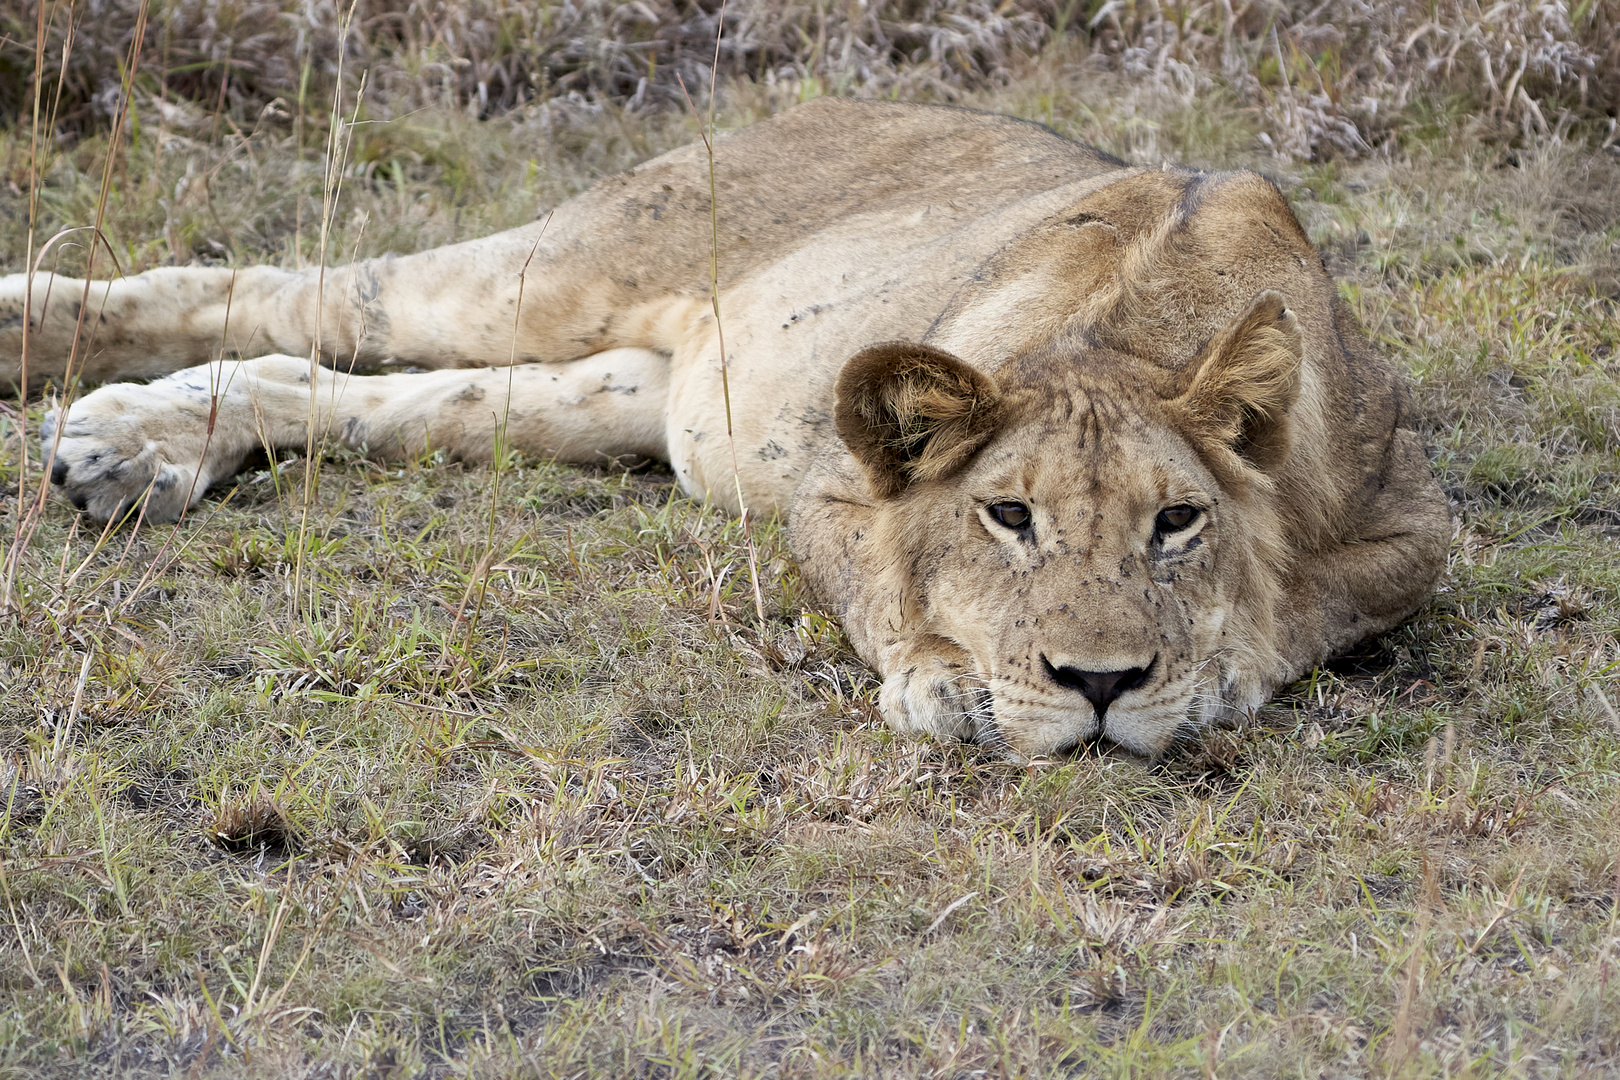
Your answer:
(1041, 653), (1157, 722)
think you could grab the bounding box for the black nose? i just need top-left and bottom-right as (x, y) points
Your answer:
(1044, 656), (1156, 717)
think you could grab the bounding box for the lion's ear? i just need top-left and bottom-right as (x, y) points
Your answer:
(835, 341), (1003, 497)
(1175, 290), (1303, 471)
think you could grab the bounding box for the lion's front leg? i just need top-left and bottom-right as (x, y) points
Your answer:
(788, 462), (989, 743)
(873, 635), (990, 741)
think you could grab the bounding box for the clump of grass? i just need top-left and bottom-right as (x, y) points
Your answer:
(210, 788), (303, 854)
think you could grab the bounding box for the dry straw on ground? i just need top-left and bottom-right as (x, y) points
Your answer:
(7, 0), (1619, 158)
(2, 1), (1620, 1077)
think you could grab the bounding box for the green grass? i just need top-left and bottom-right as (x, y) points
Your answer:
(4, 26), (1620, 1080)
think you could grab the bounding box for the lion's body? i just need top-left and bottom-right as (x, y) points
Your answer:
(2, 99), (1450, 757)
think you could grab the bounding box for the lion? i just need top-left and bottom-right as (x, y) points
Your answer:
(0, 99), (1450, 759)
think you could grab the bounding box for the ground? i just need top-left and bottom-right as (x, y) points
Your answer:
(2, 7), (1620, 1078)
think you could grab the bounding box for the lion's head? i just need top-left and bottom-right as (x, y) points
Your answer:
(833, 291), (1307, 760)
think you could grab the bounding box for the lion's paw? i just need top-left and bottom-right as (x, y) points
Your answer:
(877, 651), (990, 743)
(41, 381), (218, 524)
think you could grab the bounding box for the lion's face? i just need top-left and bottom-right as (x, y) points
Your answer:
(911, 375), (1266, 758)
(835, 293), (1302, 759)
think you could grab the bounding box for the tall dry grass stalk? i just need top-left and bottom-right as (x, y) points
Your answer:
(292, 1), (365, 617)
(676, 0), (769, 629)
(2, 0), (152, 611)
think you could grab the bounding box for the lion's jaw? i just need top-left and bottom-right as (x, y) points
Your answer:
(881, 375), (1288, 760)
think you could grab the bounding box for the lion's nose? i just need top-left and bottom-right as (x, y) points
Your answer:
(1043, 655), (1156, 717)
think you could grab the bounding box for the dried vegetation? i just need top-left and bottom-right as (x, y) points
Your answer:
(2, 1), (1620, 1076)
(6, 0), (1620, 156)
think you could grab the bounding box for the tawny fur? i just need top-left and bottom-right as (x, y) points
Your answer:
(1, 99), (1450, 759)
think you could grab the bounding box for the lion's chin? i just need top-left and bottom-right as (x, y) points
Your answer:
(987, 700), (1192, 763)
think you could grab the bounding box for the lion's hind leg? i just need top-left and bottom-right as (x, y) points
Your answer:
(350, 349), (671, 466)
(44, 349), (673, 523)
(42, 356), (313, 522)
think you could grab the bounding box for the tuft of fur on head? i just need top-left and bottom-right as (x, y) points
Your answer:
(835, 342), (1004, 498)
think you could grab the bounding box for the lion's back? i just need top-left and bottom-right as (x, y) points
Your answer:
(544, 99), (1132, 291)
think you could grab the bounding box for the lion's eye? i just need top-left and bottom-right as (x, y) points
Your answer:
(987, 501), (1032, 530)
(1154, 504), (1200, 534)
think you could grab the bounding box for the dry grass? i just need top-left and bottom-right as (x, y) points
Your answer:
(3, 2), (1620, 1077)
(5, 0), (1619, 162)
